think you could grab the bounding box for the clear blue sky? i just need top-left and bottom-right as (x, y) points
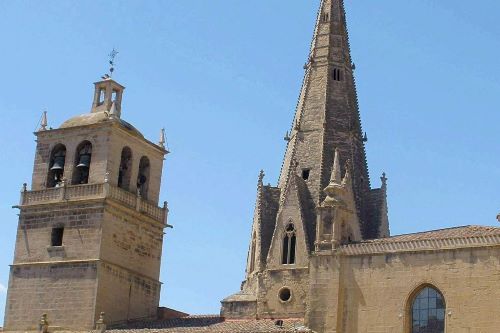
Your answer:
(0, 0), (499, 319)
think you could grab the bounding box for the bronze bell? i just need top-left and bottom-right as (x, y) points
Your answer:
(76, 154), (91, 169)
(50, 156), (65, 171)
(137, 174), (147, 185)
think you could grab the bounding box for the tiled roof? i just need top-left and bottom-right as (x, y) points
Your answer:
(222, 291), (257, 303)
(365, 225), (500, 243)
(108, 316), (305, 333)
(341, 225), (500, 255)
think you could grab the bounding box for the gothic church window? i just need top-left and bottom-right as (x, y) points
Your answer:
(118, 147), (133, 190)
(47, 144), (66, 188)
(72, 141), (92, 185)
(137, 156), (151, 200)
(282, 223), (296, 265)
(410, 286), (445, 333)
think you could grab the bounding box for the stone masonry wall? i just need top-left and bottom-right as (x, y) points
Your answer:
(4, 262), (98, 330)
(95, 261), (161, 325)
(100, 206), (164, 280)
(257, 268), (309, 319)
(307, 246), (500, 333)
(306, 255), (341, 333)
(221, 300), (257, 319)
(14, 202), (104, 263)
(5, 201), (104, 330)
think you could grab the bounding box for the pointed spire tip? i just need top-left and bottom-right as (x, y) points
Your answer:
(330, 148), (342, 185)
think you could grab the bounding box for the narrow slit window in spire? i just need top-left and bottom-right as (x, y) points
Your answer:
(322, 12), (329, 23)
(332, 68), (343, 81)
(282, 223), (296, 265)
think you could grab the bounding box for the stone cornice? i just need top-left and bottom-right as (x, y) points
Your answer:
(340, 235), (500, 256)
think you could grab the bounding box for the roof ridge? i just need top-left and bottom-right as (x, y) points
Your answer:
(382, 225), (499, 239)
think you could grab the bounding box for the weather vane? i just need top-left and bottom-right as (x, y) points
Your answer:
(108, 48), (118, 77)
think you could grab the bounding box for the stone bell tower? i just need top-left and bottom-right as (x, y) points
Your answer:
(4, 76), (170, 330)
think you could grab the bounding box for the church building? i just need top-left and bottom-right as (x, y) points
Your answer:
(220, 1), (500, 333)
(3, 0), (499, 332)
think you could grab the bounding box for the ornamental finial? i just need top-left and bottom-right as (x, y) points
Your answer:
(258, 170), (265, 184)
(159, 128), (166, 148)
(40, 110), (48, 131)
(381, 172), (388, 187)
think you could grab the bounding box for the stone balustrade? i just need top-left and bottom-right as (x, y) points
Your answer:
(19, 183), (167, 224)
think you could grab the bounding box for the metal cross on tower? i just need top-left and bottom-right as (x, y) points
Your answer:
(108, 48), (118, 77)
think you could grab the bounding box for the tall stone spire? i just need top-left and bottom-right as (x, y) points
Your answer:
(278, 0), (377, 238)
(222, 1), (389, 320)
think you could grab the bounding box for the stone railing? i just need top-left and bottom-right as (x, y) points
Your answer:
(19, 183), (168, 225)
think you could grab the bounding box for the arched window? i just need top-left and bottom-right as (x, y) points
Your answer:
(47, 144), (66, 188)
(137, 156), (150, 200)
(410, 286), (445, 333)
(281, 223), (296, 265)
(72, 141), (92, 185)
(118, 147), (133, 190)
